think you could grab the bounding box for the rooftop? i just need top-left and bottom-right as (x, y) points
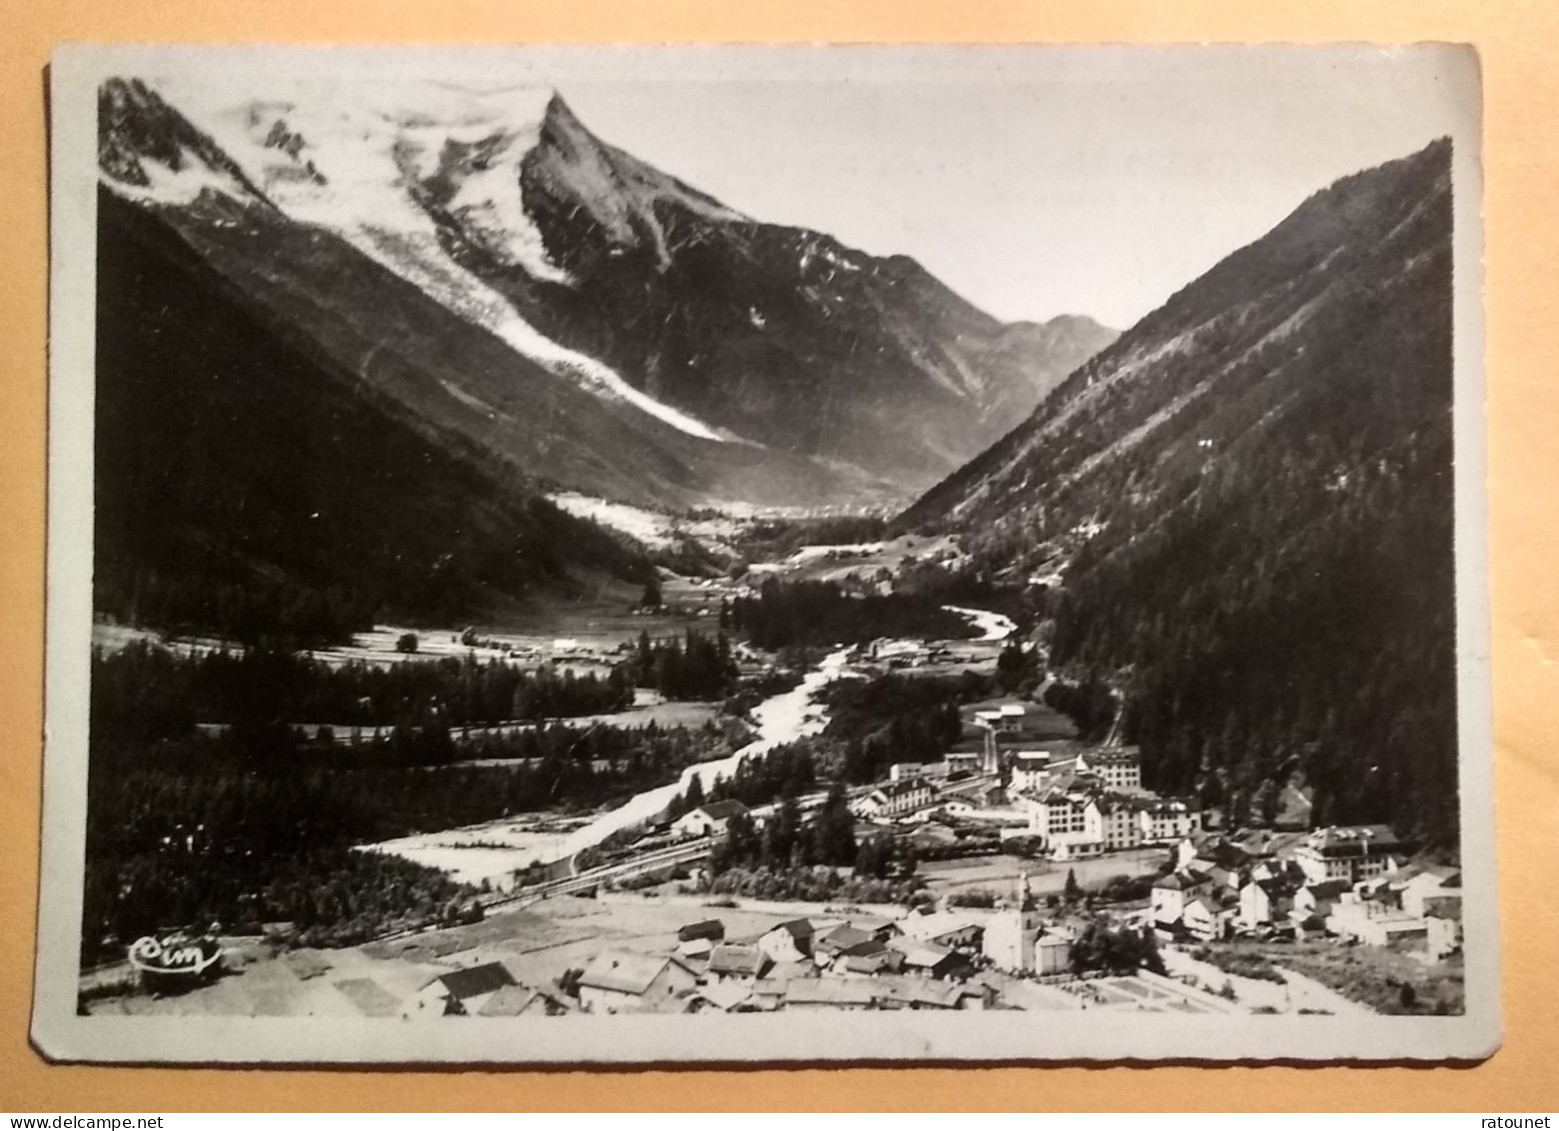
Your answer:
(1304, 825), (1403, 856)
(677, 918), (725, 941)
(577, 950), (692, 996)
(817, 924), (876, 953)
(783, 978), (876, 1006)
(767, 918), (815, 940)
(476, 984), (552, 1017)
(891, 939), (959, 968)
(707, 944), (769, 977)
(432, 961), (516, 1001)
(901, 912), (982, 942)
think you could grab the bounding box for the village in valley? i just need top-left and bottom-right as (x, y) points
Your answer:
(86, 598), (1465, 1022)
(70, 60), (1474, 1056)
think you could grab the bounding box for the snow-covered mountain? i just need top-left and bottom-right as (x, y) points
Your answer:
(97, 76), (1115, 506)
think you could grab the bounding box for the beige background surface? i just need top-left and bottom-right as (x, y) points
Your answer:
(2, 0), (1555, 1112)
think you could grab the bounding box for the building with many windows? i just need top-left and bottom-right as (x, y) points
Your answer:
(1008, 751), (1055, 795)
(1074, 748), (1143, 791)
(1294, 825), (1404, 885)
(1135, 798), (1203, 844)
(851, 777), (935, 819)
(1023, 771), (1200, 861)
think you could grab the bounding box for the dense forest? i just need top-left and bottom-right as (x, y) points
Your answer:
(730, 578), (976, 650)
(663, 740), (820, 826)
(710, 785), (850, 874)
(1042, 678), (1119, 744)
(902, 140), (1460, 845)
(91, 642), (636, 738)
(701, 777), (922, 901)
(625, 630), (739, 700)
(94, 188), (650, 648)
(820, 673), (983, 784)
(84, 701), (729, 960)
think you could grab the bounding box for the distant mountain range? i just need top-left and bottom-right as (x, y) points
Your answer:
(903, 139), (1460, 843)
(97, 76), (1116, 511)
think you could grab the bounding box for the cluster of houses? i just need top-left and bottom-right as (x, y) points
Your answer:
(575, 912), (990, 1014)
(411, 961), (569, 1019)
(567, 882), (1081, 1016)
(1150, 825), (1463, 957)
(1015, 747), (1204, 860)
(842, 730), (1206, 859)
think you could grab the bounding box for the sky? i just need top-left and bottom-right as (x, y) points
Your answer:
(539, 46), (1476, 329)
(123, 44), (1477, 331)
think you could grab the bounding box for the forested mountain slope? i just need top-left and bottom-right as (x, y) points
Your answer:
(95, 187), (650, 643)
(903, 139), (1459, 844)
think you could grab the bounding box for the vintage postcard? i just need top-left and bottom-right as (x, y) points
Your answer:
(35, 42), (1496, 1064)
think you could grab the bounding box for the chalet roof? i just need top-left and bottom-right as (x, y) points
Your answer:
(1185, 896), (1231, 917)
(1398, 863), (1462, 886)
(1155, 868), (1209, 892)
(1303, 880), (1352, 901)
(890, 939), (960, 969)
(876, 976), (963, 1009)
(1230, 829), (1282, 857)
(842, 950), (903, 974)
(677, 937), (715, 960)
(901, 912), (982, 942)
(476, 985), (552, 1017)
(1195, 840), (1252, 870)
(577, 950), (693, 996)
(868, 917), (903, 935)
(767, 960), (818, 982)
(878, 778), (930, 799)
(696, 980), (755, 1012)
(783, 978), (876, 1006)
(1253, 878), (1298, 899)
(767, 918), (815, 940)
(1037, 781), (1088, 804)
(677, 918), (725, 942)
(1082, 748), (1139, 765)
(710, 942), (770, 973)
(1304, 825), (1402, 857)
(433, 962), (516, 1001)
(818, 924), (876, 953)
(707, 944), (769, 977)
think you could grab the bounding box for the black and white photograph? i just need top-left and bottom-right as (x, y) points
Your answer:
(36, 42), (1494, 1064)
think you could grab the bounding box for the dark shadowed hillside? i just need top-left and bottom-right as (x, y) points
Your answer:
(903, 139), (1459, 844)
(94, 187), (651, 643)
